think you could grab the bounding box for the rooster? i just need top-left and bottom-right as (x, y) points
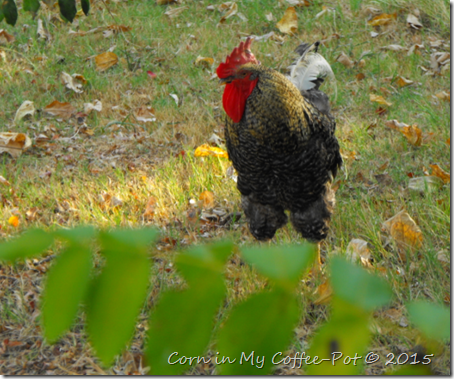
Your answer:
(217, 38), (342, 254)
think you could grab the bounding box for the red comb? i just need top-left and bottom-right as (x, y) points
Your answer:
(217, 37), (259, 79)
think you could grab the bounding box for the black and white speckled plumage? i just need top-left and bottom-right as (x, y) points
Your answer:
(224, 64), (342, 241)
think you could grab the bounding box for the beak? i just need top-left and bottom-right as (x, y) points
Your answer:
(219, 77), (233, 85)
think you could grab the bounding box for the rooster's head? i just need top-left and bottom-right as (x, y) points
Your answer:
(217, 37), (260, 123)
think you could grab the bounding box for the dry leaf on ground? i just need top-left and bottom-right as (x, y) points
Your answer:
(0, 175), (11, 186)
(194, 56), (214, 68)
(194, 144), (228, 159)
(61, 72), (84, 93)
(164, 6), (188, 19)
(218, 2), (238, 23)
(336, 52), (354, 68)
(84, 100), (102, 114)
(435, 91), (450, 102)
(385, 120), (430, 146)
(407, 14), (423, 29)
(346, 238), (373, 267)
(382, 210), (423, 251)
(13, 101), (35, 124)
(396, 76), (414, 87)
(381, 44), (406, 51)
(44, 100), (76, 119)
(95, 52), (118, 72)
(143, 197), (157, 220)
(313, 280), (332, 305)
(428, 164), (450, 183)
(286, 0), (309, 6)
(368, 13), (396, 26)
(0, 133), (32, 158)
(370, 94), (392, 106)
(0, 29), (15, 44)
(276, 6), (297, 35)
(37, 19), (51, 41)
(199, 191), (215, 208)
(408, 176), (444, 193)
(103, 25), (132, 38)
(134, 106), (156, 123)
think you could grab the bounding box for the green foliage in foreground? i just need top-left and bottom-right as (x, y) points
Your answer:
(0, 227), (449, 375)
(0, 0), (88, 25)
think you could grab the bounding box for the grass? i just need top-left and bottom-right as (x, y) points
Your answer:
(0, 0), (450, 375)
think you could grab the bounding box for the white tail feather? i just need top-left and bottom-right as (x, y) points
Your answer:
(287, 52), (336, 96)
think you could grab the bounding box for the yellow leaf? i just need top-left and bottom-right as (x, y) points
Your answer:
(199, 191), (215, 208)
(401, 124), (422, 146)
(194, 144), (228, 159)
(276, 6), (297, 35)
(370, 94), (392, 106)
(194, 56), (214, 68)
(0, 133), (32, 158)
(367, 13), (396, 26)
(219, 2), (238, 23)
(396, 76), (413, 87)
(346, 238), (372, 267)
(435, 91), (450, 102)
(313, 280), (332, 305)
(95, 52), (118, 72)
(382, 210), (423, 251)
(429, 164), (450, 184)
(8, 215), (20, 227)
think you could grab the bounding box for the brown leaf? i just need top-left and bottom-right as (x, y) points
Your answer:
(367, 13), (396, 26)
(143, 197), (157, 220)
(346, 238), (373, 267)
(370, 94), (392, 106)
(0, 175), (10, 186)
(164, 6), (188, 19)
(194, 144), (228, 159)
(60, 72), (84, 93)
(134, 106), (156, 123)
(336, 52), (354, 68)
(199, 191), (215, 208)
(95, 52), (118, 72)
(0, 29), (15, 44)
(313, 280), (332, 305)
(356, 73), (366, 81)
(407, 14), (423, 29)
(219, 2), (238, 23)
(103, 24), (132, 38)
(44, 100), (76, 119)
(276, 7), (297, 35)
(13, 101), (35, 124)
(285, 0), (310, 6)
(0, 133), (32, 158)
(429, 164), (450, 183)
(396, 76), (414, 87)
(382, 210), (423, 251)
(435, 91), (450, 102)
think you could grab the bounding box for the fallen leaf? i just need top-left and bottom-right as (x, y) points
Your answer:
(37, 19), (51, 41)
(356, 73), (366, 81)
(429, 164), (450, 183)
(143, 197), (157, 220)
(370, 94), (392, 106)
(25, 207), (39, 221)
(437, 250), (449, 264)
(156, 0), (181, 4)
(408, 176), (444, 193)
(407, 14), (423, 29)
(435, 91), (450, 102)
(103, 24), (132, 38)
(346, 238), (372, 267)
(134, 106), (156, 123)
(0, 133), (32, 158)
(44, 100), (76, 119)
(336, 52), (354, 68)
(285, 0), (309, 6)
(13, 101), (35, 124)
(0, 29), (15, 44)
(95, 52), (118, 72)
(194, 56), (214, 68)
(219, 2), (238, 23)
(276, 6), (297, 35)
(381, 44), (407, 51)
(164, 6), (188, 19)
(194, 144), (228, 159)
(382, 210), (423, 251)
(84, 100), (102, 114)
(60, 72), (84, 93)
(0, 175), (10, 186)
(265, 12), (274, 21)
(313, 280), (332, 305)
(169, 93), (179, 105)
(199, 191), (215, 208)
(8, 215), (20, 227)
(407, 43), (424, 56)
(396, 76), (413, 87)
(367, 13), (396, 26)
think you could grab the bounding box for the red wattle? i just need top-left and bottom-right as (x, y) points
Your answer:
(223, 78), (258, 123)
